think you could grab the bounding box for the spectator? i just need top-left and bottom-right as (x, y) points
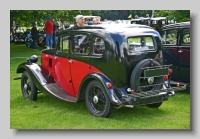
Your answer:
(135, 15), (139, 19)
(45, 16), (53, 49)
(88, 18), (93, 25)
(31, 22), (38, 50)
(69, 15), (85, 29)
(93, 18), (100, 25)
(146, 14), (149, 18)
(51, 19), (57, 48)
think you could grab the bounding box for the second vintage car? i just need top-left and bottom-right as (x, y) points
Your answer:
(14, 24), (186, 118)
(161, 22), (190, 85)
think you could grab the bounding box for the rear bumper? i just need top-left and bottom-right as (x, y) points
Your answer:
(122, 85), (186, 106)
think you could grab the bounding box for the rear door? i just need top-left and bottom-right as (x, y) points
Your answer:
(69, 33), (91, 96)
(162, 28), (180, 81)
(178, 27), (190, 83)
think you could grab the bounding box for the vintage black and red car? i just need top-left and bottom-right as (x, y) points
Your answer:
(14, 24), (186, 118)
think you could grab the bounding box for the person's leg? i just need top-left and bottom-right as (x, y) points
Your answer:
(32, 39), (37, 50)
(49, 34), (53, 49)
(46, 34), (50, 49)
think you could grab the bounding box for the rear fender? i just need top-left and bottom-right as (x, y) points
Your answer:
(79, 73), (122, 105)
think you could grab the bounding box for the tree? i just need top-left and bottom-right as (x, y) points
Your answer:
(154, 10), (190, 22)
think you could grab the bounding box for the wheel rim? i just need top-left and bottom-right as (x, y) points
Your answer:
(88, 85), (106, 114)
(22, 75), (31, 97)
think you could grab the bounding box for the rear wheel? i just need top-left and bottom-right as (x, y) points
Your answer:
(85, 80), (113, 117)
(21, 71), (38, 101)
(130, 59), (164, 108)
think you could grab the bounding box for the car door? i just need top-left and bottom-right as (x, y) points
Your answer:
(178, 27), (190, 83)
(69, 33), (91, 96)
(162, 28), (180, 81)
(52, 34), (76, 96)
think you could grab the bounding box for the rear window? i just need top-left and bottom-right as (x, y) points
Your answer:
(128, 36), (155, 52)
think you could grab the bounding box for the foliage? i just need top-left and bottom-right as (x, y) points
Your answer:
(10, 10), (190, 33)
(154, 10), (190, 22)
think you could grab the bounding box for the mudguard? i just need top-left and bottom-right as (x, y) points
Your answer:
(79, 72), (124, 106)
(16, 62), (48, 94)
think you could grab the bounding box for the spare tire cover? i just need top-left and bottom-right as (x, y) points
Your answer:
(130, 59), (163, 93)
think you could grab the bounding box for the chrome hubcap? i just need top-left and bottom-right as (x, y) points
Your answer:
(93, 95), (98, 104)
(24, 83), (28, 91)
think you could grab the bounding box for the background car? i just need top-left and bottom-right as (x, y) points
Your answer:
(161, 22), (190, 85)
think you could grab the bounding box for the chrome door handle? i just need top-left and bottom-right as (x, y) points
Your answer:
(178, 50), (183, 53)
(69, 59), (73, 63)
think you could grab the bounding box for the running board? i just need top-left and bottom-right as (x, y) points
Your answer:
(43, 83), (77, 102)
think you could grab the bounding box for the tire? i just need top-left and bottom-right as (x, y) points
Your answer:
(21, 71), (38, 101)
(130, 59), (164, 108)
(85, 80), (113, 117)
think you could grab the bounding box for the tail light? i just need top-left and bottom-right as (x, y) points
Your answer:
(106, 82), (112, 89)
(169, 69), (173, 74)
(164, 75), (168, 80)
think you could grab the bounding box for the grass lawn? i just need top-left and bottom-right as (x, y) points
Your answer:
(10, 43), (190, 129)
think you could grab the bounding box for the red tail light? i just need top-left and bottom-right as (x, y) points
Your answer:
(106, 82), (112, 89)
(169, 69), (173, 74)
(164, 75), (168, 80)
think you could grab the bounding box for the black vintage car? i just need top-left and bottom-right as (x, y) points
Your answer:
(161, 22), (190, 85)
(14, 24), (186, 118)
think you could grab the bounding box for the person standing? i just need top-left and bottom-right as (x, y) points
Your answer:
(69, 15), (85, 29)
(31, 22), (38, 50)
(45, 16), (53, 49)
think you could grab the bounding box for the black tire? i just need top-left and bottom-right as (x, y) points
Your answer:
(130, 59), (163, 108)
(85, 80), (113, 117)
(21, 71), (38, 101)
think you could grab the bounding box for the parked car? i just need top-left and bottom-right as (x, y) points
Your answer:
(150, 17), (176, 35)
(14, 24), (186, 118)
(161, 22), (190, 85)
(131, 17), (151, 25)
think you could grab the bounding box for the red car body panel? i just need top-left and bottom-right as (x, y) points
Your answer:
(41, 53), (102, 97)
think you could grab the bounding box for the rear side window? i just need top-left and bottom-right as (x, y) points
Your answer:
(128, 36), (154, 52)
(161, 29), (177, 45)
(72, 34), (89, 54)
(182, 28), (190, 45)
(93, 36), (105, 55)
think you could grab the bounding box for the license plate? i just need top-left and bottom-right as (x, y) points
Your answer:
(144, 68), (168, 77)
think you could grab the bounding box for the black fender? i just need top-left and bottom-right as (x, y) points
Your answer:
(78, 72), (123, 106)
(16, 62), (48, 93)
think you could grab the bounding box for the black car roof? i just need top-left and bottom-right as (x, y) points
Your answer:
(58, 24), (159, 37)
(162, 22), (190, 30)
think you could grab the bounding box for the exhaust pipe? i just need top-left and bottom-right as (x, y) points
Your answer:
(115, 105), (134, 109)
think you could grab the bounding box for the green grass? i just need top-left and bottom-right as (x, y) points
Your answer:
(10, 43), (190, 129)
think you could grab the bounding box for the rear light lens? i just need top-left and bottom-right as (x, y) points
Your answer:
(164, 75), (168, 80)
(169, 69), (173, 74)
(106, 82), (112, 89)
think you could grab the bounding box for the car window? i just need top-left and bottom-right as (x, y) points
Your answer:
(128, 36), (154, 52)
(93, 36), (105, 55)
(73, 34), (89, 54)
(161, 29), (177, 45)
(182, 28), (190, 45)
(59, 36), (69, 53)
